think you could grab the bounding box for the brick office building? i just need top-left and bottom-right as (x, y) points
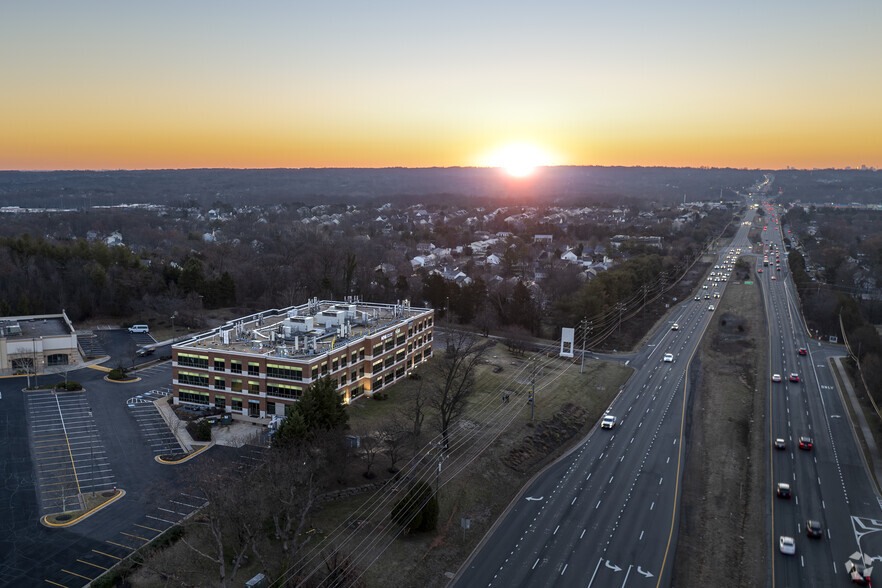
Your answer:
(171, 299), (434, 420)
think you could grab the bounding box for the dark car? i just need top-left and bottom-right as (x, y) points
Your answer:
(777, 483), (791, 499)
(799, 436), (813, 450)
(136, 346), (156, 357)
(798, 348), (807, 356)
(806, 519), (822, 538)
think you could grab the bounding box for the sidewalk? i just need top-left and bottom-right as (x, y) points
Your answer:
(154, 395), (267, 451)
(831, 355), (882, 493)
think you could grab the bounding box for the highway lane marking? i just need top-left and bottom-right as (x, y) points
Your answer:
(572, 497), (577, 505)
(650, 502), (654, 510)
(561, 563), (568, 575)
(533, 558), (539, 570)
(580, 529), (585, 539)
(596, 500), (601, 509)
(640, 530), (644, 540)
(554, 525), (559, 535)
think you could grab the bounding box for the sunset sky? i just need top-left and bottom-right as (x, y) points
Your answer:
(2, 1), (880, 171)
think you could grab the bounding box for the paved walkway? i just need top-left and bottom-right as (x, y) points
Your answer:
(831, 355), (882, 493)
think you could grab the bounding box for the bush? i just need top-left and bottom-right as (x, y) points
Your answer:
(108, 368), (128, 381)
(390, 480), (438, 533)
(186, 419), (212, 442)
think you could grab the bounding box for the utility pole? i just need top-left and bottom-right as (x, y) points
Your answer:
(580, 318), (592, 374)
(616, 302), (626, 333)
(88, 408), (95, 497)
(530, 358), (537, 421)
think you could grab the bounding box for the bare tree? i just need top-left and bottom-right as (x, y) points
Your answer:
(397, 374), (427, 456)
(380, 416), (409, 473)
(358, 430), (382, 479)
(427, 331), (488, 449)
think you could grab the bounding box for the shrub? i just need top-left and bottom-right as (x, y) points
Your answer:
(390, 480), (438, 533)
(186, 419), (212, 442)
(108, 368), (128, 381)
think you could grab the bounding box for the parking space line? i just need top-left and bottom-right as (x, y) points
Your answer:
(76, 559), (108, 571)
(44, 579), (68, 587)
(120, 531), (151, 542)
(105, 541), (134, 551)
(134, 522), (163, 533)
(53, 395), (81, 495)
(60, 569), (93, 581)
(146, 514), (176, 524)
(91, 549), (121, 560)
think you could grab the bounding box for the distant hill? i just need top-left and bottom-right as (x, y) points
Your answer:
(0, 166), (767, 208)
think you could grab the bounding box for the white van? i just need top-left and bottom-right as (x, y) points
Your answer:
(128, 324), (149, 333)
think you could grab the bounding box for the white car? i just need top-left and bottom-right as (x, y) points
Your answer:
(779, 535), (796, 555)
(708, 305), (715, 311)
(671, 323), (679, 331)
(772, 374), (782, 383)
(663, 353), (674, 363)
(601, 415), (616, 429)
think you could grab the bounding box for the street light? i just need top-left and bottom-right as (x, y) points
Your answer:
(88, 409), (95, 497)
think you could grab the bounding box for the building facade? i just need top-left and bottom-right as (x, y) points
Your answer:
(0, 311), (78, 373)
(171, 299), (434, 420)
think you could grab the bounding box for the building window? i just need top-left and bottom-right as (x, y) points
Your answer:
(396, 350), (405, 362)
(359, 347), (365, 360)
(215, 395), (225, 409)
(351, 351), (358, 364)
(359, 366), (365, 377)
(47, 354), (68, 366)
(372, 359), (383, 373)
(248, 362), (260, 376)
(351, 369), (357, 382)
(341, 355), (347, 368)
(396, 366), (405, 379)
(267, 383), (302, 399)
(267, 401), (276, 417)
(214, 378), (225, 390)
(267, 363), (302, 381)
(425, 348), (433, 358)
(385, 339), (394, 352)
(178, 371), (209, 387)
(332, 358), (339, 371)
(179, 389), (210, 405)
(312, 366), (319, 379)
(321, 361), (328, 375)
(341, 372), (347, 386)
(230, 360), (242, 374)
(373, 376), (383, 391)
(249, 401), (260, 417)
(384, 356), (393, 369)
(231, 379), (243, 392)
(396, 334), (405, 346)
(231, 397), (243, 411)
(408, 342), (413, 353)
(214, 359), (225, 371)
(384, 373), (394, 386)
(248, 380), (260, 393)
(372, 343), (383, 356)
(178, 353), (209, 369)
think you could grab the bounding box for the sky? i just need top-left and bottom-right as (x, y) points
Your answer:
(2, 1), (881, 171)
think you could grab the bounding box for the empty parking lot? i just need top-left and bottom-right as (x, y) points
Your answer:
(127, 389), (184, 456)
(25, 390), (117, 514)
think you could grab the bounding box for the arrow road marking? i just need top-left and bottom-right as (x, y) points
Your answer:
(637, 566), (653, 578)
(525, 496), (543, 502)
(605, 560), (622, 572)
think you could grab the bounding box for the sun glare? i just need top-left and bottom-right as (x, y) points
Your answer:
(482, 142), (557, 178)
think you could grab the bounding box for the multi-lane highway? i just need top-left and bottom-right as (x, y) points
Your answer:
(760, 204), (882, 586)
(454, 216), (756, 587)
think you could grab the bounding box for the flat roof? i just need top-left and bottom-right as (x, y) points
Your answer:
(1, 316), (71, 339)
(176, 300), (431, 360)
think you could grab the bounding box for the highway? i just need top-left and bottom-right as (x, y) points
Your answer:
(760, 204), (882, 586)
(454, 215), (757, 587)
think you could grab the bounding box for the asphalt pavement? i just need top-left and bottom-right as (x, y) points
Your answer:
(454, 214), (756, 587)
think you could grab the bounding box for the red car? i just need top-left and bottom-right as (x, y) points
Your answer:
(798, 348), (807, 356)
(799, 436), (813, 450)
(790, 373), (799, 382)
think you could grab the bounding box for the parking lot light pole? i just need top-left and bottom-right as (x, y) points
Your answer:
(88, 409), (94, 497)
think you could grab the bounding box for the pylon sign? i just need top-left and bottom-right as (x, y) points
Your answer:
(560, 328), (575, 358)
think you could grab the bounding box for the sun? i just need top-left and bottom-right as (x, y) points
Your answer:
(482, 142), (557, 178)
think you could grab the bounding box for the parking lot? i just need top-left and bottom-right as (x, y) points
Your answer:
(126, 389), (184, 456)
(25, 390), (116, 514)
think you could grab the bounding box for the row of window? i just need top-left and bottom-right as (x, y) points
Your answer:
(178, 329), (432, 376)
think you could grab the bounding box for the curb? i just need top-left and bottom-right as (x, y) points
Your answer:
(41, 489), (126, 528)
(103, 375), (141, 384)
(156, 442), (214, 465)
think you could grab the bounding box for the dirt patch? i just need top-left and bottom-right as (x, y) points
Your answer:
(672, 281), (767, 587)
(502, 403), (589, 472)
